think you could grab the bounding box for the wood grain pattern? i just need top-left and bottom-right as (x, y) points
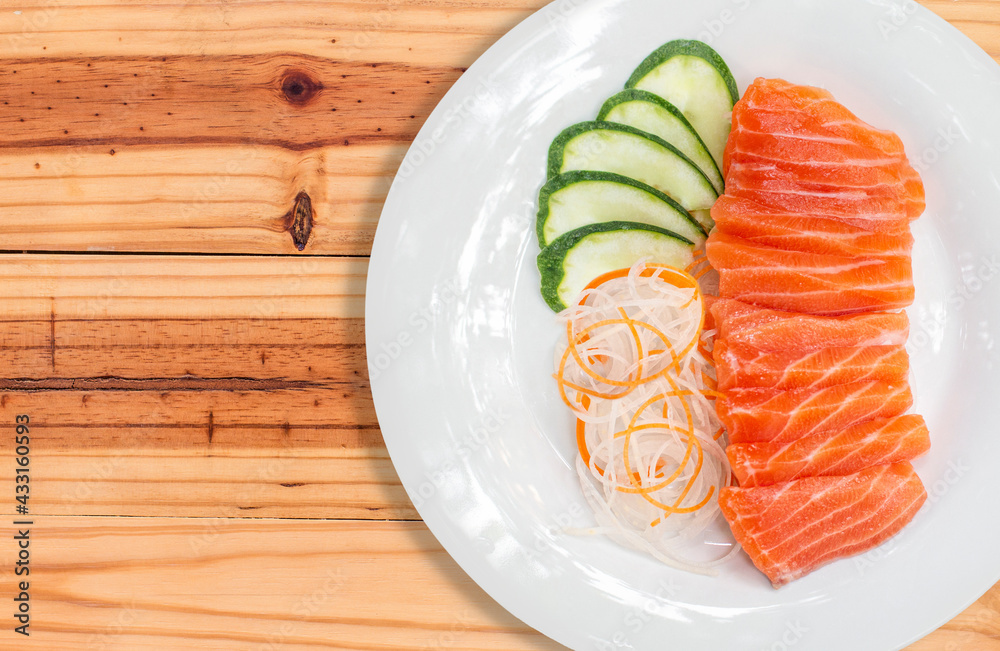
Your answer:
(0, 0), (997, 649)
(0, 0), (537, 255)
(0, 517), (563, 650)
(0, 144), (399, 254)
(0, 255), (417, 519)
(0, 1), (538, 64)
(0, 254), (366, 318)
(0, 55), (461, 150)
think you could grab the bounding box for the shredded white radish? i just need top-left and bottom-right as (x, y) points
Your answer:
(554, 260), (739, 574)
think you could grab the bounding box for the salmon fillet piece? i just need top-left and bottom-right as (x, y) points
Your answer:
(719, 463), (927, 586)
(710, 195), (914, 258)
(718, 380), (913, 444)
(707, 232), (915, 315)
(714, 340), (909, 392)
(734, 79), (908, 154)
(724, 78), (925, 227)
(727, 415), (930, 487)
(710, 298), (910, 351)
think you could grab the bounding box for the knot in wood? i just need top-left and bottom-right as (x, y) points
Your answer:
(280, 70), (322, 105)
(285, 191), (314, 251)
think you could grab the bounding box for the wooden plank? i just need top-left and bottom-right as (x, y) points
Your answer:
(0, 0), (990, 66)
(0, 254), (367, 318)
(0, 254), (420, 519)
(0, 389), (377, 434)
(15, 317), (366, 380)
(0, 56), (462, 150)
(0, 143), (401, 254)
(1, 446), (410, 519)
(0, 2), (541, 65)
(0, 517), (564, 650)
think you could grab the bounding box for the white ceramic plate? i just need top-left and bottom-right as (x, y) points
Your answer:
(366, 1), (1000, 648)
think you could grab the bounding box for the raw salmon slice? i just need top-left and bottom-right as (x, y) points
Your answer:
(728, 153), (918, 208)
(726, 129), (919, 182)
(714, 340), (909, 392)
(739, 79), (915, 163)
(725, 181), (913, 233)
(724, 78), (925, 227)
(725, 128), (909, 178)
(718, 380), (913, 444)
(725, 155), (925, 227)
(730, 78), (914, 170)
(728, 414), (930, 487)
(710, 298), (909, 351)
(728, 110), (918, 180)
(719, 462), (927, 586)
(725, 158), (917, 230)
(707, 232), (914, 315)
(711, 195), (914, 258)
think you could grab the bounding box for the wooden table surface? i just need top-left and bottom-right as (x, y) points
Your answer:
(1, 1), (999, 649)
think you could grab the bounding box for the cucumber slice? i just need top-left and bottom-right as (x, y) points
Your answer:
(537, 221), (694, 312)
(547, 121), (718, 213)
(690, 208), (714, 232)
(537, 171), (706, 248)
(598, 89), (723, 193)
(626, 40), (739, 169)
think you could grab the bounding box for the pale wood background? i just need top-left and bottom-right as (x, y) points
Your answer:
(0, 1), (998, 649)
